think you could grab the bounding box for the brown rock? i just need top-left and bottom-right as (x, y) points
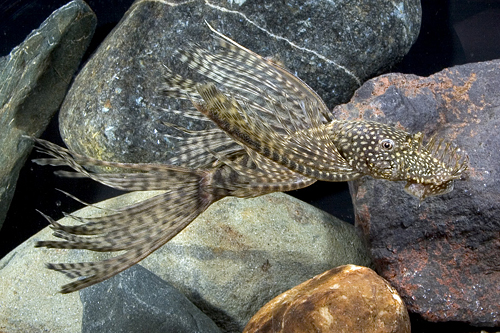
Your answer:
(332, 60), (500, 326)
(243, 265), (410, 333)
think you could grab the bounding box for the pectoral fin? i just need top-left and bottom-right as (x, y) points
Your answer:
(404, 181), (455, 200)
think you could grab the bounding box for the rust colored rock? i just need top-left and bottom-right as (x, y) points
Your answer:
(332, 60), (500, 326)
(243, 265), (410, 333)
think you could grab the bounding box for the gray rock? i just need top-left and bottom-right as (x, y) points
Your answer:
(139, 192), (372, 332)
(81, 264), (222, 333)
(332, 60), (500, 326)
(0, 0), (96, 230)
(0, 191), (372, 333)
(59, 0), (421, 165)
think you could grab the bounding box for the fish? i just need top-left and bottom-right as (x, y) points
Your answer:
(33, 28), (468, 293)
(33, 139), (314, 293)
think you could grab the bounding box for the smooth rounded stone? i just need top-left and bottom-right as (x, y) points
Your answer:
(81, 264), (222, 333)
(0, 0), (96, 230)
(140, 192), (373, 332)
(0, 190), (372, 332)
(243, 265), (410, 333)
(59, 0), (421, 165)
(332, 60), (500, 326)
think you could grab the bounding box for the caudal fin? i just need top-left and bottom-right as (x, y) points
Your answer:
(32, 139), (215, 293)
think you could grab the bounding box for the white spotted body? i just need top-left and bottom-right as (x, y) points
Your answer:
(328, 120), (467, 197)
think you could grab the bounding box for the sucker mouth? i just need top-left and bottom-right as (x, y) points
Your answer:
(394, 133), (468, 185)
(404, 180), (455, 200)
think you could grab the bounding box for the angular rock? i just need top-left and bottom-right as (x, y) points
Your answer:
(0, 0), (96, 230)
(58, 0), (421, 165)
(332, 60), (500, 326)
(243, 265), (410, 333)
(81, 264), (221, 333)
(0, 192), (372, 333)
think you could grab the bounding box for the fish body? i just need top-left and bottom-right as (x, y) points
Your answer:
(34, 29), (468, 293)
(194, 83), (467, 198)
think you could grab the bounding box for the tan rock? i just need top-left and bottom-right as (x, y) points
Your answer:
(0, 192), (371, 332)
(243, 265), (410, 333)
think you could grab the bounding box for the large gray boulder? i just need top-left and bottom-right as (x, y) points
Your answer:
(81, 265), (222, 333)
(0, 191), (372, 332)
(0, 0), (96, 230)
(333, 59), (500, 327)
(59, 0), (421, 165)
(140, 192), (372, 332)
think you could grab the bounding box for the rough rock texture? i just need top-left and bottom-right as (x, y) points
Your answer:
(243, 265), (410, 333)
(81, 264), (222, 333)
(0, 0), (96, 230)
(0, 191), (371, 332)
(332, 60), (500, 326)
(59, 0), (421, 165)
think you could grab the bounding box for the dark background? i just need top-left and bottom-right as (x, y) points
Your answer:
(1, 1), (500, 332)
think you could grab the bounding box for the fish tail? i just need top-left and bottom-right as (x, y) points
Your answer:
(32, 140), (225, 293)
(32, 139), (313, 293)
(36, 184), (212, 293)
(36, 180), (218, 293)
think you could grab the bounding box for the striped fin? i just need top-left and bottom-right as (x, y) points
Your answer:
(194, 83), (360, 182)
(33, 138), (209, 191)
(36, 185), (209, 293)
(32, 138), (314, 293)
(174, 33), (332, 135)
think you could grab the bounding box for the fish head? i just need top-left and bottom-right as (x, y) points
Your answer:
(334, 120), (468, 199)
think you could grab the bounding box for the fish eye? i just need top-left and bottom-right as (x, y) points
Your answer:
(381, 139), (394, 150)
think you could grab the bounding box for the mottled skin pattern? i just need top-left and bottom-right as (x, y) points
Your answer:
(34, 30), (468, 293)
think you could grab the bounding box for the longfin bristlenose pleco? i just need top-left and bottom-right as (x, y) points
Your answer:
(33, 29), (468, 293)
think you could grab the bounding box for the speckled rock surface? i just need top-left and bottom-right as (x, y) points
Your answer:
(140, 192), (373, 332)
(59, 0), (421, 165)
(0, 191), (371, 333)
(0, 0), (95, 231)
(81, 264), (222, 333)
(332, 60), (500, 326)
(243, 265), (410, 333)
